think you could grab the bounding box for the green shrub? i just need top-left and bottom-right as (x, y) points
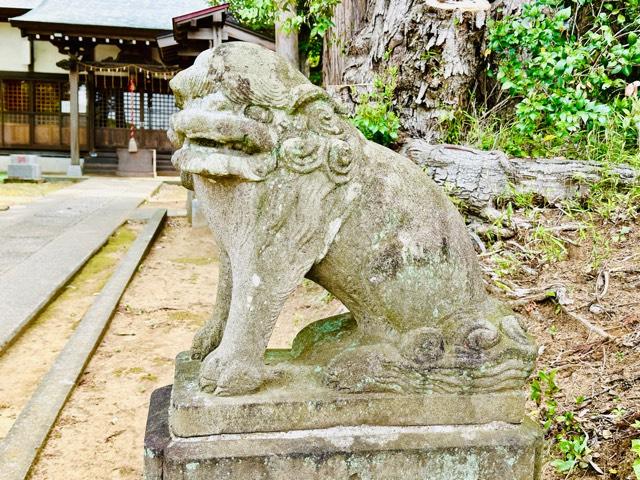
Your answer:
(351, 67), (401, 146)
(483, 0), (640, 161)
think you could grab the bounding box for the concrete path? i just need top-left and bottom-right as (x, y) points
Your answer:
(0, 177), (161, 351)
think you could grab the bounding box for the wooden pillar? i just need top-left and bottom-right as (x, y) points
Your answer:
(69, 60), (80, 167)
(87, 71), (96, 154)
(275, 2), (299, 69)
(211, 24), (223, 48)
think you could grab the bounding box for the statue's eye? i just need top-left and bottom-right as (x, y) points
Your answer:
(309, 105), (342, 134)
(245, 105), (273, 124)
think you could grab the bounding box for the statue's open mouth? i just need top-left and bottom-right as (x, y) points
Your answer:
(187, 137), (254, 155)
(171, 136), (276, 181)
(168, 108), (276, 181)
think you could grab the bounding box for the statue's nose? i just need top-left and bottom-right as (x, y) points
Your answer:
(169, 69), (189, 109)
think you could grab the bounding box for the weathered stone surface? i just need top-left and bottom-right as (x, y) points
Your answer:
(147, 385), (543, 480)
(7, 163), (41, 181)
(170, 351), (526, 437)
(167, 42), (538, 398)
(144, 385), (172, 480)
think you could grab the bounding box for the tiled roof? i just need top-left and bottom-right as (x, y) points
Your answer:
(11, 0), (211, 31)
(0, 1), (41, 9)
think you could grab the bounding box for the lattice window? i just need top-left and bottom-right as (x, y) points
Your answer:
(123, 92), (141, 128)
(2, 80), (30, 112)
(145, 93), (179, 130)
(34, 82), (60, 114)
(95, 88), (178, 130)
(95, 89), (127, 128)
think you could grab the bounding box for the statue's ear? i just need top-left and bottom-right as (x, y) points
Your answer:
(289, 85), (330, 113)
(279, 136), (324, 174)
(332, 102), (350, 116)
(289, 84), (349, 119)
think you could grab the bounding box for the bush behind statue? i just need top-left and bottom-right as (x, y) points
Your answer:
(482, 0), (640, 164)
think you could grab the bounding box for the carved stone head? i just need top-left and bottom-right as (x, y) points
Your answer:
(168, 43), (363, 187)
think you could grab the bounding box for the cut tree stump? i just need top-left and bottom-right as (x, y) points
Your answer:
(324, 0), (491, 142)
(403, 139), (639, 213)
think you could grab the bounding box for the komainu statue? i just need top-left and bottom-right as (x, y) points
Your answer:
(168, 42), (537, 397)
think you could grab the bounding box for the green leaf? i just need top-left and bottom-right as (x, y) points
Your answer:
(557, 6), (572, 20)
(550, 458), (577, 473)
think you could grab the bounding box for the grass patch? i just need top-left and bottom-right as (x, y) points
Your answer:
(0, 180), (73, 198)
(171, 256), (213, 266)
(31, 225), (138, 330)
(168, 310), (207, 327)
(67, 226), (137, 283)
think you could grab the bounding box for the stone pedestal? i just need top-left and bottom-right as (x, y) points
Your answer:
(66, 163), (83, 178)
(7, 154), (41, 181)
(145, 386), (542, 480)
(144, 352), (543, 480)
(116, 148), (156, 177)
(191, 199), (208, 229)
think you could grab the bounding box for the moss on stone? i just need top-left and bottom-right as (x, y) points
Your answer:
(171, 257), (213, 266)
(266, 313), (356, 362)
(31, 225), (137, 328)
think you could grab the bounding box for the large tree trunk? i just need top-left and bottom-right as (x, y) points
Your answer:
(404, 139), (639, 213)
(322, 0), (369, 87)
(324, 0), (491, 143)
(275, 3), (299, 69)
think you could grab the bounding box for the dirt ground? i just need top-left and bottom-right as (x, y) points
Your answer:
(1, 182), (638, 479)
(481, 208), (640, 479)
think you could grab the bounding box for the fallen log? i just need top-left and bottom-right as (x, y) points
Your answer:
(402, 139), (639, 214)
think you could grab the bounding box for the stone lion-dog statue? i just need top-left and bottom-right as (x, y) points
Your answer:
(168, 43), (536, 396)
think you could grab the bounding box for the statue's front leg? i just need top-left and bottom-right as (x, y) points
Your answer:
(191, 248), (232, 360)
(199, 260), (305, 396)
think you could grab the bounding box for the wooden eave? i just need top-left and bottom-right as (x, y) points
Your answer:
(10, 19), (169, 42)
(0, 7), (28, 21)
(172, 3), (229, 26)
(224, 21), (274, 50)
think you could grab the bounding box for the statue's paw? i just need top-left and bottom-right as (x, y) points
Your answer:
(190, 325), (221, 360)
(199, 351), (264, 396)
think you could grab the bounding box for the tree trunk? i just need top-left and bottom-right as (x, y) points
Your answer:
(324, 0), (491, 143)
(322, 0), (369, 87)
(275, 3), (299, 69)
(491, 0), (532, 16)
(403, 139), (639, 213)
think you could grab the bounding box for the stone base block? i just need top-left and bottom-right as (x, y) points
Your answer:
(8, 163), (42, 181)
(189, 198), (207, 228)
(145, 386), (543, 480)
(66, 164), (83, 177)
(117, 148), (156, 177)
(170, 351), (527, 437)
